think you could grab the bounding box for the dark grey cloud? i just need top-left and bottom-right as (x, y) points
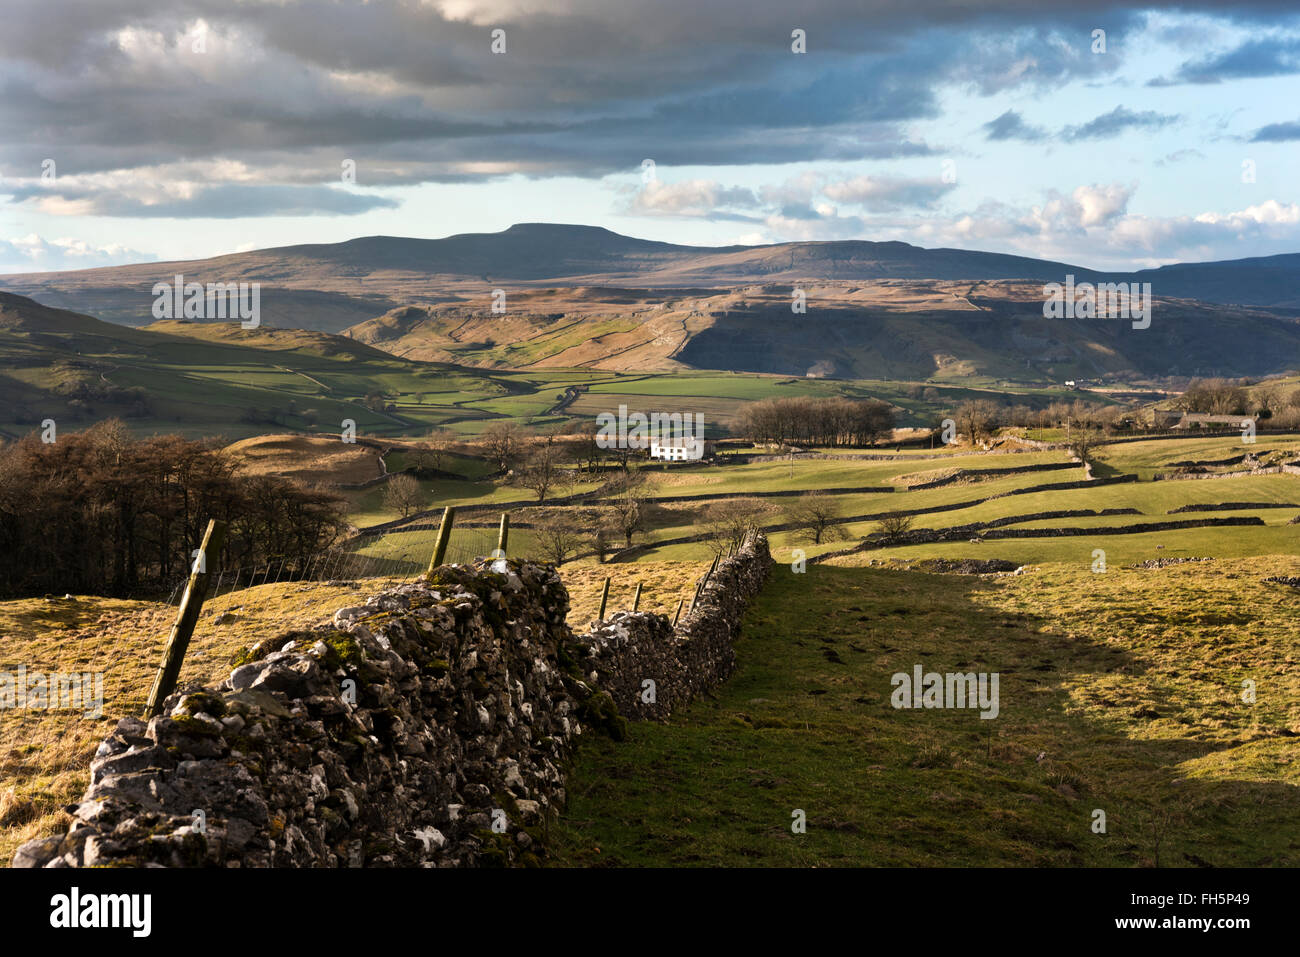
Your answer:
(1250, 118), (1300, 141)
(3, 181), (399, 217)
(1149, 36), (1300, 85)
(1155, 147), (1206, 164)
(0, 0), (1290, 219)
(983, 104), (1178, 144)
(982, 109), (1048, 141)
(1061, 105), (1179, 141)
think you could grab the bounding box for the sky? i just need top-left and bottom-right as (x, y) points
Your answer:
(1, 0), (1298, 274)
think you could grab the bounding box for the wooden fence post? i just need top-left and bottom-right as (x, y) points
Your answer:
(496, 513), (510, 557)
(144, 518), (226, 718)
(673, 597), (684, 626)
(427, 506), (456, 574)
(697, 556), (718, 597)
(597, 576), (611, 620)
(631, 581), (643, 612)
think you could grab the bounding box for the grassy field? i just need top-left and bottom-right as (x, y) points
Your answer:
(562, 562), (711, 630)
(0, 576), (420, 865)
(358, 430), (1300, 569)
(2, 300), (1125, 442)
(3, 428), (1297, 867)
(550, 556), (1300, 866)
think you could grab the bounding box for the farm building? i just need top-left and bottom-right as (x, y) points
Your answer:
(1173, 413), (1258, 430)
(649, 437), (713, 461)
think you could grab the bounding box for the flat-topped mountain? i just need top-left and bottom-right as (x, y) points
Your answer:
(2, 225), (1299, 381)
(5, 223), (1298, 331)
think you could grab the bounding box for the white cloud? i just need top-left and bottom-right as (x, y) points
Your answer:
(628, 178), (759, 218)
(0, 235), (158, 274)
(1071, 183), (1133, 227)
(821, 174), (955, 210)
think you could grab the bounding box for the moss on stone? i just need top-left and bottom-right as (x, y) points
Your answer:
(577, 691), (627, 742)
(168, 714), (223, 737)
(316, 630), (364, 670)
(176, 690), (227, 718)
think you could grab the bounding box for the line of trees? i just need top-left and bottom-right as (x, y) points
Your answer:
(1179, 377), (1300, 426)
(946, 377), (1300, 444)
(737, 397), (896, 447)
(948, 398), (1128, 443)
(0, 421), (348, 599)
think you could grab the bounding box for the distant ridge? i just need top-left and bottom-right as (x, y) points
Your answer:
(5, 222), (1298, 315)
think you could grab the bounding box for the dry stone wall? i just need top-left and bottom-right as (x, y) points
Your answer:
(574, 535), (774, 720)
(14, 537), (773, 869)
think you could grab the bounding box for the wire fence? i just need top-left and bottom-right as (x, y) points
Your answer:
(163, 523), (499, 605)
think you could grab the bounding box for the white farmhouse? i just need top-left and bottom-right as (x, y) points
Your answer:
(649, 437), (712, 462)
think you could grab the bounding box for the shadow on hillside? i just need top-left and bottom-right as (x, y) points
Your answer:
(1086, 458), (1125, 480)
(798, 564), (1298, 866)
(550, 563), (1299, 867)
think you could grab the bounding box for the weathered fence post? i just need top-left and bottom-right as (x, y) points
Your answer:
(427, 506), (456, 573)
(673, 597), (684, 626)
(144, 518), (226, 718)
(496, 513), (510, 557)
(597, 576), (611, 620)
(695, 555), (718, 602)
(631, 581), (643, 612)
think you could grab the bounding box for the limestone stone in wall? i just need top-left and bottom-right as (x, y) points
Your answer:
(14, 538), (777, 869)
(14, 560), (592, 869)
(574, 534), (774, 720)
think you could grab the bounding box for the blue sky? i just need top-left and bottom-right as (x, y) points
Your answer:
(1, 1), (1298, 273)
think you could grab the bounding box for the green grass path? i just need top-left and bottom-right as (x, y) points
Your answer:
(549, 561), (1299, 867)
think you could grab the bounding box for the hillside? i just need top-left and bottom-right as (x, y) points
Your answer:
(9, 290), (1153, 440)
(4, 223), (1298, 330)
(0, 291), (561, 440)
(344, 280), (1300, 381)
(5, 431), (1298, 867)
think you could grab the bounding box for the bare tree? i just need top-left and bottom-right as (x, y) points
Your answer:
(608, 474), (650, 548)
(876, 512), (914, 541)
(1067, 428), (1102, 464)
(954, 399), (1000, 445)
(789, 491), (844, 545)
(568, 420), (603, 474)
(516, 439), (569, 503)
(702, 498), (765, 558)
(585, 518), (614, 564)
(532, 513), (581, 565)
(482, 421), (523, 473)
(413, 428), (457, 473)
(383, 473), (424, 518)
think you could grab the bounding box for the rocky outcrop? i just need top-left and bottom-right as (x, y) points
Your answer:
(904, 461), (1077, 490)
(1154, 466), (1283, 481)
(814, 514), (1265, 563)
(1167, 501), (1299, 513)
(14, 538), (774, 869)
(1132, 557), (1214, 569)
(914, 558), (1022, 574)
